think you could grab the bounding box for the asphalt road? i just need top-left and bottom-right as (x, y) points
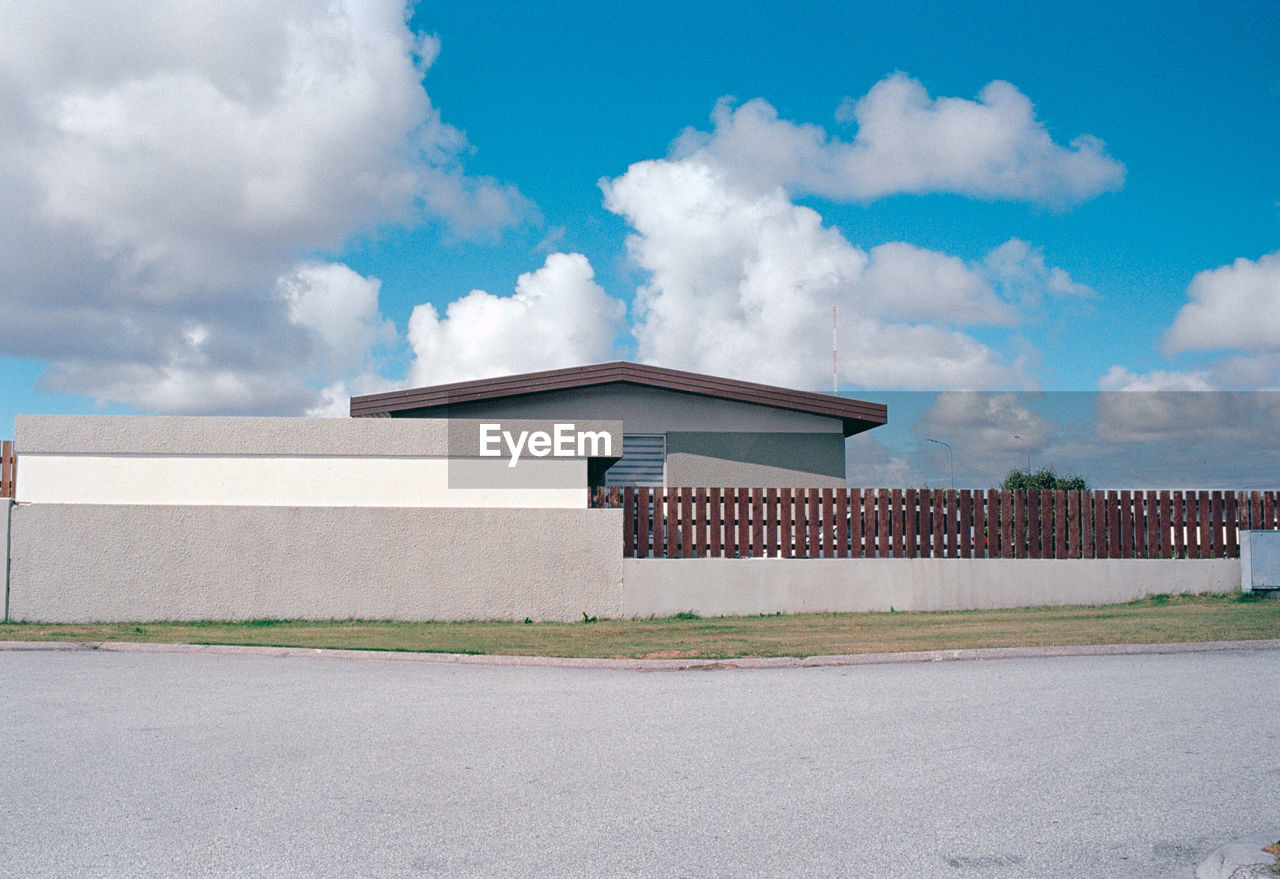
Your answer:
(1, 647), (1276, 878)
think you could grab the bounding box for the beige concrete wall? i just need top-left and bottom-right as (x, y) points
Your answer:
(15, 415), (621, 508)
(622, 557), (1241, 617)
(9, 504), (623, 622)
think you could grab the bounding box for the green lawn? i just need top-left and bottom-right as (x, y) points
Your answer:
(1, 593), (1276, 659)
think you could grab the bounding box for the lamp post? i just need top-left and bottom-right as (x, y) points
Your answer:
(926, 438), (954, 490)
(1012, 435), (1031, 474)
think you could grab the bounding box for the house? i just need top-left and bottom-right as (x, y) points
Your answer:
(350, 362), (886, 488)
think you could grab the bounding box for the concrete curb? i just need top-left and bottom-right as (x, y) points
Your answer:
(1, 637), (1279, 671)
(1195, 830), (1280, 879)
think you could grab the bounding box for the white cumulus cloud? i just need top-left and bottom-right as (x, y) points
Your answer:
(1101, 250), (1280, 395)
(1164, 251), (1280, 355)
(407, 252), (627, 386)
(601, 151), (1091, 390)
(674, 74), (1124, 205)
(0, 0), (526, 414)
(281, 263), (396, 376)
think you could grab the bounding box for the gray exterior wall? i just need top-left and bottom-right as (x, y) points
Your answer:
(665, 432), (845, 488)
(622, 557), (1241, 618)
(9, 504), (623, 622)
(396, 383), (848, 487)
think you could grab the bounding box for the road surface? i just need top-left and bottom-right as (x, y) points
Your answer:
(1, 646), (1276, 877)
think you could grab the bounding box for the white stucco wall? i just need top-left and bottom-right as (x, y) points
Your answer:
(17, 454), (587, 508)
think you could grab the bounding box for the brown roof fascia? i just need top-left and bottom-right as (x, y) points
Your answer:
(350, 362), (887, 436)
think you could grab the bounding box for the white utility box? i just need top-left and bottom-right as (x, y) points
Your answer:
(1239, 531), (1280, 593)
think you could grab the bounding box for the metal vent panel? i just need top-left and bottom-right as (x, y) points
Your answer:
(605, 434), (665, 487)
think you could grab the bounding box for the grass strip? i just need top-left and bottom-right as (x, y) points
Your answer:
(0, 593), (1276, 660)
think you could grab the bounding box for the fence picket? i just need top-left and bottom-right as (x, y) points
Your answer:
(1141, 490), (1155, 559)
(1040, 489), (1054, 559)
(848, 488), (862, 558)
(888, 489), (902, 558)
(778, 488), (791, 558)
(0, 440), (11, 498)
(1210, 491), (1223, 558)
(798, 488), (808, 557)
(977, 490), (991, 558)
(622, 487), (635, 557)
(903, 489), (917, 558)
(874, 489), (888, 557)
(757, 488), (768, 557)
(1026, 491), (1040, 559)
(792, 489), (807, 558)
(1117, 490), (1131, 559)
(1066, 492), (1079, 558)
(998, 491), (1008, 560)
(1225, 491), (1239, 558)
(1158, 491), (1171, 559)
(835, 489), (849, 558)
(865, 490), (878, 558)
(1197, 492), (1211, 559)
(1185, 491), (1197, 559)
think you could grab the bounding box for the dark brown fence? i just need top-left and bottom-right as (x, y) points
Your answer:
(1, 440), (13, 499)
(589, 487), (1280, 560)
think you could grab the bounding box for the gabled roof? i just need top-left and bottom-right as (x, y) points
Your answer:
(350, 362), (886, 437)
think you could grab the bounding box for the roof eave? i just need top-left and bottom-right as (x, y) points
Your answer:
(350, 362), (887, 435)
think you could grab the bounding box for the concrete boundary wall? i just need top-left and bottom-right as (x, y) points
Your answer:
(621, 557), (1241, 617)
(9, 504), (623, 622)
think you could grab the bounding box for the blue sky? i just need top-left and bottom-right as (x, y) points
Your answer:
(1, 0), (1278, 484)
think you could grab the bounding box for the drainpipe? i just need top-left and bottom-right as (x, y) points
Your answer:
(3, 498), (12, 622)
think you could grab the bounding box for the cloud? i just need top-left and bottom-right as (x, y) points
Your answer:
(862, 242), (1015, 325)
(407, 252), (627, 386)
(601, 151), (1090, 390)
(1098, 365), (1214, 392)
(844, 433), (919, 488)
(1101, 251), (1280, 395)
(984, 238), (1094, 307)
(674, 74), (1124, 205)
(847, 391), (1280, 489)
(1164, 251), (1280, 355)
(914, 392), (1057, 478)
(280, 263), (396, 376)
(0, 0), (527, 414)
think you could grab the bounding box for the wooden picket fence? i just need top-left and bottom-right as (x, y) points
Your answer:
(589, 486), (1280, 560)
(0, 440), (13, 499)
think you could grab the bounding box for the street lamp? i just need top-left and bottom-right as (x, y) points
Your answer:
(926, 438), (954, 490)
(1012, 435), (1031, 474)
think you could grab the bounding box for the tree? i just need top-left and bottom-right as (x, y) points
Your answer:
(1001, 467), (1087, 491)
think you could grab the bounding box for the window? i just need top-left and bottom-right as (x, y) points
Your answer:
(604, 434), (665, 487)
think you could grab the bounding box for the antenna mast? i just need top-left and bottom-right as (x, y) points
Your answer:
(832, 304), (838, 395)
